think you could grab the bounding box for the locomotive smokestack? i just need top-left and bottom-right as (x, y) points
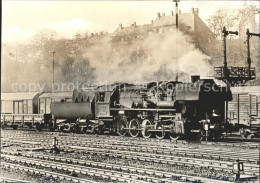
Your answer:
(191, 75), (200, 83)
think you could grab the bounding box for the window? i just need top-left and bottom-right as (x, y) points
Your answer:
(97, 92), (105, 102)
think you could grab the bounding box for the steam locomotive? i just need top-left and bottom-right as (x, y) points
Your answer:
(50, 76), (232, 140)
(0, 76), (232, 140)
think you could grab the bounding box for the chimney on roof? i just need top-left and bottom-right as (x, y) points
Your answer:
(119, 23), (122, 30)
(157, 13), (161, 19)
(179, 10), (181, 15)
(171, 11), (174, 16)
(195, 8), (199, 15)
(162, 13), (165, 16)
(191, 8), (195, 13)
(151, 20), (153, 24)
(132, 22), (136, 27)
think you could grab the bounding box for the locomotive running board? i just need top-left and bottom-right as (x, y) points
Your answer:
(110, 108), (176, 111)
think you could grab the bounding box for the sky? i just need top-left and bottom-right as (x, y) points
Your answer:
(2, 0), (260, 43)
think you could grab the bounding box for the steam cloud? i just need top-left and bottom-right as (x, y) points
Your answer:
(83, 28), (211, 84)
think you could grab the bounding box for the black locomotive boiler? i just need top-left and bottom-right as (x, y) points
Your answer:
(51, 76), (232, 140)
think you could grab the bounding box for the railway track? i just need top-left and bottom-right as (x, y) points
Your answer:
(1, 130), (259, 182)
(3, 150), (240, 182)
(2, 144), (259, 175)
(65, 145), (259, 174)
(2, 134), (259, 164)
(2, 139), (259, 169)
(2, 152), (227, 183)
(0, 177), (31, 183)
(2, 130), (260, 149)
(2, 131), (260, 151)
(1, 162), (98, 183)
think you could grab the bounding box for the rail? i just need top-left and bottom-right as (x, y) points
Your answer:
(2, 136), (259, 173)
(2, 152), (231, 183)
(0, 177), (30, 183)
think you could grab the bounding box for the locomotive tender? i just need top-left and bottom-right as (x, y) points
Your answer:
(50, 76), (232, 140)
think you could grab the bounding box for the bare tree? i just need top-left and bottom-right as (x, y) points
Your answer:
(207, 9), (239, 39)
(238, 5), (257, 39)
(31, 29), (58, 67)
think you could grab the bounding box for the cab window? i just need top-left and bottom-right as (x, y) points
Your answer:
(97, 92), (105, 102)
(96, 92), (110, 103)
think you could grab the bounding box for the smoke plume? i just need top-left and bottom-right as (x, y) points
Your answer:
(83, 28), (210, 84)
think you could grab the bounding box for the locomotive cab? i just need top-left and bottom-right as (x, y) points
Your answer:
(95, 91), (111, 117)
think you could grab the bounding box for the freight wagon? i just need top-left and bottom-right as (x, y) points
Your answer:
(1, 92), (72, 130)
(228, 86), (260, 138)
